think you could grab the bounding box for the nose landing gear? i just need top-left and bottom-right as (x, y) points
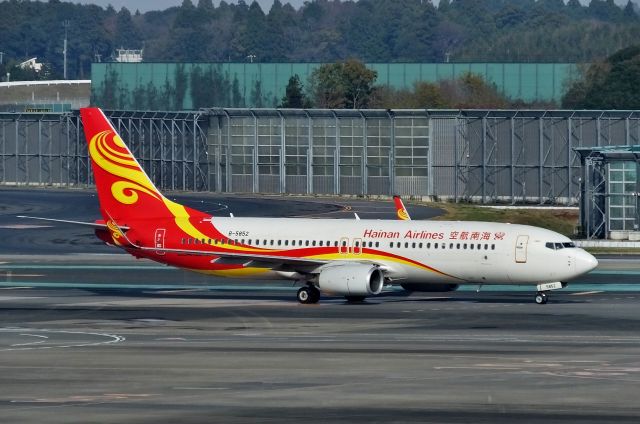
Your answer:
(534, 282), (566, 304)
(535, 291), (548, 305)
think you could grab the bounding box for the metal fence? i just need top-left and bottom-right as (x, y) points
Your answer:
(1, 109), (639, 206)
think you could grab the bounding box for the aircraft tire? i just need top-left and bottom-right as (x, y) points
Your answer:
(297, 286), (320, 304)
(535, 292), (548, 305)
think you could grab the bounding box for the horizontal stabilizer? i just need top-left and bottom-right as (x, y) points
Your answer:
(17, 215), (130, 230)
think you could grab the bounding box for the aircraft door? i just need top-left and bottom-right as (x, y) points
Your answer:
(339, 237), (349, 254)
(515, 235), (528, 263)
(155, 228), (166, 255)
(352, 238), (362, 255)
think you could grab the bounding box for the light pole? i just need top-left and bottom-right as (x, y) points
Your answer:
(246, 54), (256, 63)
(62, 20), (70, 79)
(0, 52), (4, 65)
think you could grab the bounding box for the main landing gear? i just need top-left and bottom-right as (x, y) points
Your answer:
(297, 285), (320, 304)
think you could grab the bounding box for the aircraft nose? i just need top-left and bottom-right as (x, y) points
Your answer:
(574, 250), (598, 275)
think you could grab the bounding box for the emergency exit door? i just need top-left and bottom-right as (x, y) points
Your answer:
(515, 235), (528, 263)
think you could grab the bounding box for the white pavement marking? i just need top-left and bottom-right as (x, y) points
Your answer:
(0, 296), (44, 301)
(1, 273), (44, 278)
(63, 298), (292, 308)
(0, 328), (125, 351)
(11, 333), (48, 347)
(571, 291), (604, 296)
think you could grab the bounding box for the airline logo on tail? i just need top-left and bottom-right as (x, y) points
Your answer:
(88, 129), (162, 206)
(393, 195), (411, 220)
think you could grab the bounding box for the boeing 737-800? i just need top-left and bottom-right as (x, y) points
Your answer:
(22, 108), (599, 304)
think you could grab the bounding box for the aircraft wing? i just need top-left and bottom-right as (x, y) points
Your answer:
(134, 244), (330, 269)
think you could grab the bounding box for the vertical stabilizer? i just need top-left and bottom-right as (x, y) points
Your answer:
(80, 107), (168, 222)
(393, 195), (411, 220)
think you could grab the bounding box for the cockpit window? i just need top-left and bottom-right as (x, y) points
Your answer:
(546, 241), (577, 250)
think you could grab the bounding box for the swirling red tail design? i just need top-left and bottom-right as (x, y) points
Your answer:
(80, 108), (170, 223)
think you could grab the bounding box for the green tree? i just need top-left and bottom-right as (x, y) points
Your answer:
(279, 74), (309, 108)
(309, 59), (377, 109)
(562, 45), (640, 109)
(439, 72), (508, 108)
(250, 80), (264, 107)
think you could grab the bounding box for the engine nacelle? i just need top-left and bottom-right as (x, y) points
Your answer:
(401, 283), (459, 292)
(318, 263), (384, 297)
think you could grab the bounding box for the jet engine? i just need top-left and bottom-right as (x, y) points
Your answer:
(318, 263), (384, 296)
(401, 283), (459, 292)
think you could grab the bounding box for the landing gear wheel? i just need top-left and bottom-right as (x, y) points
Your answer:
(345, 295), (366, 303)
(297, 286), (320, 304)
(535, 291), (548, 305)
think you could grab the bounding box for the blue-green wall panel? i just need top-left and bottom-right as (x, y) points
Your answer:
(91, 62), (579, 110)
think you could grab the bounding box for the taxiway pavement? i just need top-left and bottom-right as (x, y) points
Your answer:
(1, 188), (639, 423)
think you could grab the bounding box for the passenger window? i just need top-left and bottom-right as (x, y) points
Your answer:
(334, 241), (338, 247)
(305, 240), (310, 246)
(449, 243), (453, 249)
(464, 243), (467, 249)
(181, 238), (185, 244)
(419, 243), (423, 248)
(491, 244), (495, 250)
(456, 243), (460, 249)
(405, 242), (409, 248)
(342, 240), (347, 247)
(375, 242), (379, 248)
(312, 241), (317, 246)
(412, 242), (416, 248)
(389, 242), (394, 248)
(434, 243), (438, 249)
(470, 244), (474, 250)
(270, 240), (274, 246)
(427, 243), (431, 249)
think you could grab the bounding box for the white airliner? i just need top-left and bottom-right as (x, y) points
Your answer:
(22, 108), (599, 305)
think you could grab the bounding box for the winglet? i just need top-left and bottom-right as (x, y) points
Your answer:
(393, 195), (411, 220)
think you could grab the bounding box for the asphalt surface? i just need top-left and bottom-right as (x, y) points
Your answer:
(1, 188), (640, 423)
(1, 281), (639, 424)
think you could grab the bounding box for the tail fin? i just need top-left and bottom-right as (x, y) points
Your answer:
(80, 107), (170, 222)
(393, 195), (411, 221)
